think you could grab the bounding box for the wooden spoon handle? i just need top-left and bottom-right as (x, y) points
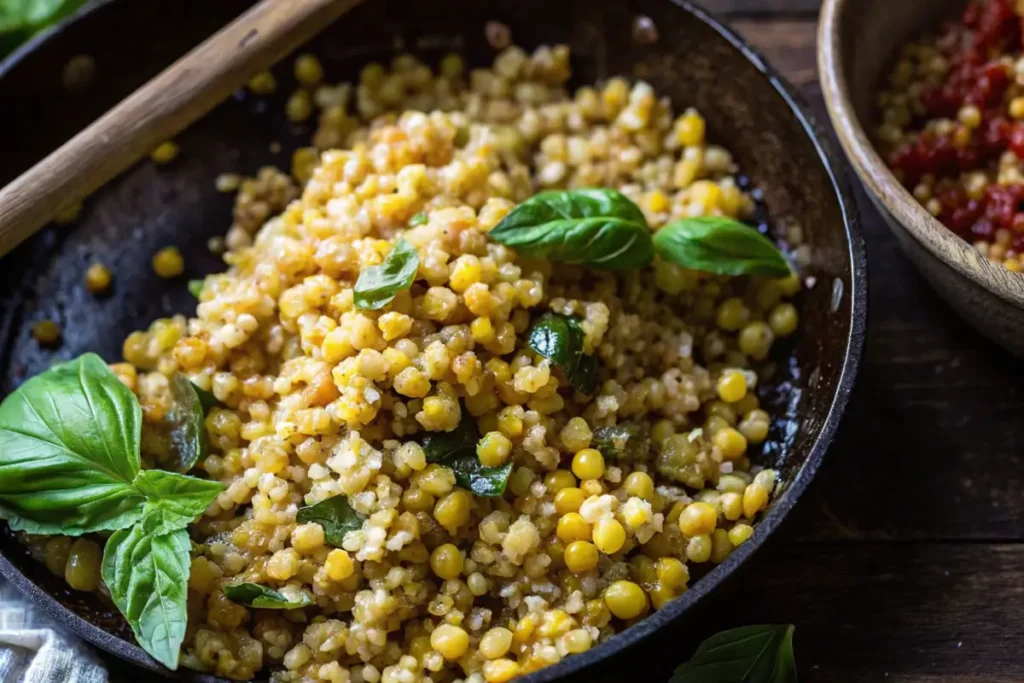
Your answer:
(0, 0), (363, 258)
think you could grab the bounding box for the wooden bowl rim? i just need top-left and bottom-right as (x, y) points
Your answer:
(817, 0), (1024, 308)
(0, 0), (867, 680)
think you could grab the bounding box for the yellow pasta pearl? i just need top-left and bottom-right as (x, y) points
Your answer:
(564, 541), (599, 573)
(603, 580), (648, 619)
(592, 518), (626, 554)
(557, 513), (592, 543)
(571, 448), (605, 480)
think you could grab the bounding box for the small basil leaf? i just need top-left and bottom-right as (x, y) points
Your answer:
(670, 625), (797, 683)
(187, 280), (204, 299)
(101, 524), (191, 670)
(527, 313), (599, 395)
(408, 212), (428, 227)
(296, 496), (365, 548)
(166, 373), (208, 472)
(190, 381), (218, 415)
(222, 582), (312, 609)
(133, 469), (224, 535)
(591, 423), (649, 462)
(354, 239), (420, 310)
(0, 353), (144, 535)
(654, 217), (790, 278)
(420, 415), (511, 497)
(489, 189), (653, 269)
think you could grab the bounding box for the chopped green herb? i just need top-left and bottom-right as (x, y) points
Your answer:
(527, 313), (599, 395)
(420, 415), (511, 497)
(296, 496), (365, 548)
(354, 238), (420, 310)
(187, 279), (204, 298)
(408, 212), (428, 227)
(222, 582), (312, 609)
(165, 373), (208, 472)
(591, 423), (648, 462)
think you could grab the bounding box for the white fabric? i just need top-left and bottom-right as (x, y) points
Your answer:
(0, 581), (108, 683)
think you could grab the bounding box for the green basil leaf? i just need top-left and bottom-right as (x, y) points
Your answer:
(1, 0), (89, 53)
(101, 523), (191, 670)
(420, 415), (511, 497)
(527, 313), (599, 395)
(133, 469), (224, 535)
(670, 625), (797, 683)
(408, 212), (428, 227)
(296, 495), (365, 548)
(591, 423), (649, 462)
(488, 189), (653, 269)
(222, 582), (312, 609)
(190, 381), (218, 415)
(0, 353), (144, 535)
(353, 238), (419, 310)
(187, 279), (204, 299)
(165, 373), (208, 472)
(654, 217), (790, 277)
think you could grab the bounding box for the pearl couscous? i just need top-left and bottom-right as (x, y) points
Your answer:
(25, 42), (797, 682)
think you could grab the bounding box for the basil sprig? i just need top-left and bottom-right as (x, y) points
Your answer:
(102, 516), (191, 670)
(654, 217), (790, 277)
(420, 415), (511, 497)
(354, 238), (420, 310)
(669, 625), (797, 683)
(222, 582), (313, 609)
(528, 313), (599, 395)
(0, 353), (146, 535)
(489, 189), (654, 270)
(296, 495), (365, 548)
(0, 353), (225, 670)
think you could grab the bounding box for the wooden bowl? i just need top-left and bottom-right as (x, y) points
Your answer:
(819, 0), (1024, 356)
(0, 0), (866, 680)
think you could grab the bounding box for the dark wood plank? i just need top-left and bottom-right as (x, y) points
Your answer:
(599, 543), (1024, 682)
(699, 0), (823, 17)
(732, 18), (818, 87)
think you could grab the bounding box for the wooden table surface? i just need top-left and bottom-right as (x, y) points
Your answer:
(688, 1), (1024, 681)
(103, 1), (1024, 681)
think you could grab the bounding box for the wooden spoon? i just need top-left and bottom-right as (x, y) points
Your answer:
(0, 0), (363, 258)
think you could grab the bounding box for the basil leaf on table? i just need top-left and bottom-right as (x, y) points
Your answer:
(669, 625), (797, 683)
(165, 373), (209, 472)
(489, 189), (654, 269)
(354, 238), (419, 310)
(222, 582), (313, 609)
(420, 415), (511, 497)
(591, 423), (649, 462)
(133, 469), (224, 535)
(654, 217), (790, 277)
(528, 313), (600, 395)
(101, 522), (191, 670)
(296, 495), (365, 548)
(0, 353), (145, 535)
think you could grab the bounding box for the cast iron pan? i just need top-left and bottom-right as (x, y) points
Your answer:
(0, 0), (867, 680)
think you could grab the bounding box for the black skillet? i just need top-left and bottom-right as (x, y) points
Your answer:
(0, 0), (866, 680)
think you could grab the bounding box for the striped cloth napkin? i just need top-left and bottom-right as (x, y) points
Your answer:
(0, 580), (108, 683)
